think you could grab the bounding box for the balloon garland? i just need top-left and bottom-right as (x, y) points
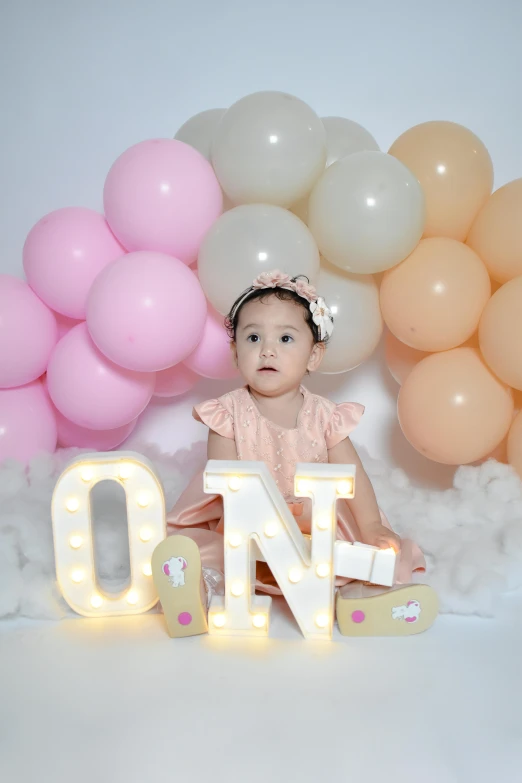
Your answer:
(1, 90), (521, 477)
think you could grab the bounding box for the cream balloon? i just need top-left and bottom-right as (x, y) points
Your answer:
(467, 178), (522, 284)
(380, 238), (491, 351)
(384, 330), (430, 385)
(479, 277), (522, 390)
(398, 347), (513, 465)
(308, 151), (425, 274)
(175, 109), (226, 161)
(317, 260), (382, 374)
(389, 121), (493, 241)
(290, 196), (310, 225)
(211, 91), (326, 207)
(322, 117), (379, 167)
(197, 204), (320, 315)
(290, 118), (380, 224)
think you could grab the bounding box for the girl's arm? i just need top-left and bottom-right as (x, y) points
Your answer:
(207, 429), (238, 460)
(328, 436), (400, 551)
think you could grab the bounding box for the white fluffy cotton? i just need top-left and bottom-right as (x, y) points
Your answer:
(0, 440), (521, 621)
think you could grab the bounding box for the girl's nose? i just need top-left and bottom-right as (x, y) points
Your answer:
(260, 341), (276, 357)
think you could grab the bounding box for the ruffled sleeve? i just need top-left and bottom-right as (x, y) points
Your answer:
(324, 402), (365, 449)
(193, 398), (235, 439)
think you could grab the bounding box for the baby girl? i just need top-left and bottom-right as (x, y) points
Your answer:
(165, 270), (430, 635)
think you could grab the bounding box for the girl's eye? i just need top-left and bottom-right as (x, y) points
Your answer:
(247, 334), (259, 343)
(280, 334), (294, 343)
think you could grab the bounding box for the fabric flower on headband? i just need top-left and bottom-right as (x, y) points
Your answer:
(252, 270), (293, 290)
(248, 269), (334, 340)
(251, 270), (317, 302)
(293, 278), (318, 302)
(310, 297), (334, 340)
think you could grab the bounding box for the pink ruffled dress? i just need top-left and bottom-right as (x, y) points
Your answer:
(167, 385), (425, 593)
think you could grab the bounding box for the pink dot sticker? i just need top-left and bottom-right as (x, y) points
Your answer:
(351, 610), (365, 624)
(178, 612), (192, 626)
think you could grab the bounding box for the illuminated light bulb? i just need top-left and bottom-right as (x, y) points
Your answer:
(71, 569), (85, 583)
(317, 516), (330, 531)
(315, 613), (329, 629)
(69, 535), (83, 550)
(296, 479), (309, 493)
(142, 563), (152, 576)
(252, 614), (267, 628)
(264, 522), (277, 538)
(80, 468), (94, 482)
(316, 563), (330, 578)
(212, 613), (226, 628)
(136, 492), (150, 508)
(337, 479), (353, 496)
(90, 595), (103, 609)
(228, 476), (241, 491)
(126, 590), (139, 605)
(230, 581), (245, 597)
(118, 463), (132, 480)
(139, 527), (152, 542)
(228, 533), (242, 548)
(288, 568), (302, 584)
(66, 497), (80, 513)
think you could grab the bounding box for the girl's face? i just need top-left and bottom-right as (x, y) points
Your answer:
(232, 295), (325, 396)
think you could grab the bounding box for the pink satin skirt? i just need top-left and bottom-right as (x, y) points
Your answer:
(167, 471), (426, 595)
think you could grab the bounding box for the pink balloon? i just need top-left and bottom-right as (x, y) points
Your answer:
(55, 312), (83, 340)
(0, 380), (57, 464)
(103, 139), (223, 264)
(184, 306), (239, 379)
(154, 363), (199, 398)
(23, 207), (125, 319)
(55, 409), (137, 450)
(0, 275), (57, 388)
(47, 323), (155, 430)
(86, 252), (207, 372)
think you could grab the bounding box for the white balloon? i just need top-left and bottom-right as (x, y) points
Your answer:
(290, 118), (380, 225)
(317, 260), (383, 374)
(308, 151), (425, 274)
(212, 91), (326, 207)
(175, 108), (226, 161)
(322, 117), (380, 167)
(198, 204), (320, 315)
(290, 196), (310, 224)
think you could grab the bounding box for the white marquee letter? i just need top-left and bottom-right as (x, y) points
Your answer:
(52, 451), (166, 617)
(203, 460), (357, 641)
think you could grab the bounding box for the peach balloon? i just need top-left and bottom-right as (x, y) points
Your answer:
(389, 121), (493, 241)
(384, 330), (429, 385)
(474, 391), (522, 466)
(508, 411), (522, 480)
(479, 277), (522, 390)
(398, 347), (513, 465)
(467, 178), (522, 284)
(380, 238), (491, 351)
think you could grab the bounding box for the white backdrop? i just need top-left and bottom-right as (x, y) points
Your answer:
(1, 0), (521, 487)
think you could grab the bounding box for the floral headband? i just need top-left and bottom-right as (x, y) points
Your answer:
(232, 270), (334, 340)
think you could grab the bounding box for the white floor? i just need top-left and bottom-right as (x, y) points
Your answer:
(1, 598), (521, 783)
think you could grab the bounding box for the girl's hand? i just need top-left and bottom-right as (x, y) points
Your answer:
(361, 523), (401, 553)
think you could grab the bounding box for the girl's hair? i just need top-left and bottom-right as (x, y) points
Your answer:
(224, 275), (329, 344)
